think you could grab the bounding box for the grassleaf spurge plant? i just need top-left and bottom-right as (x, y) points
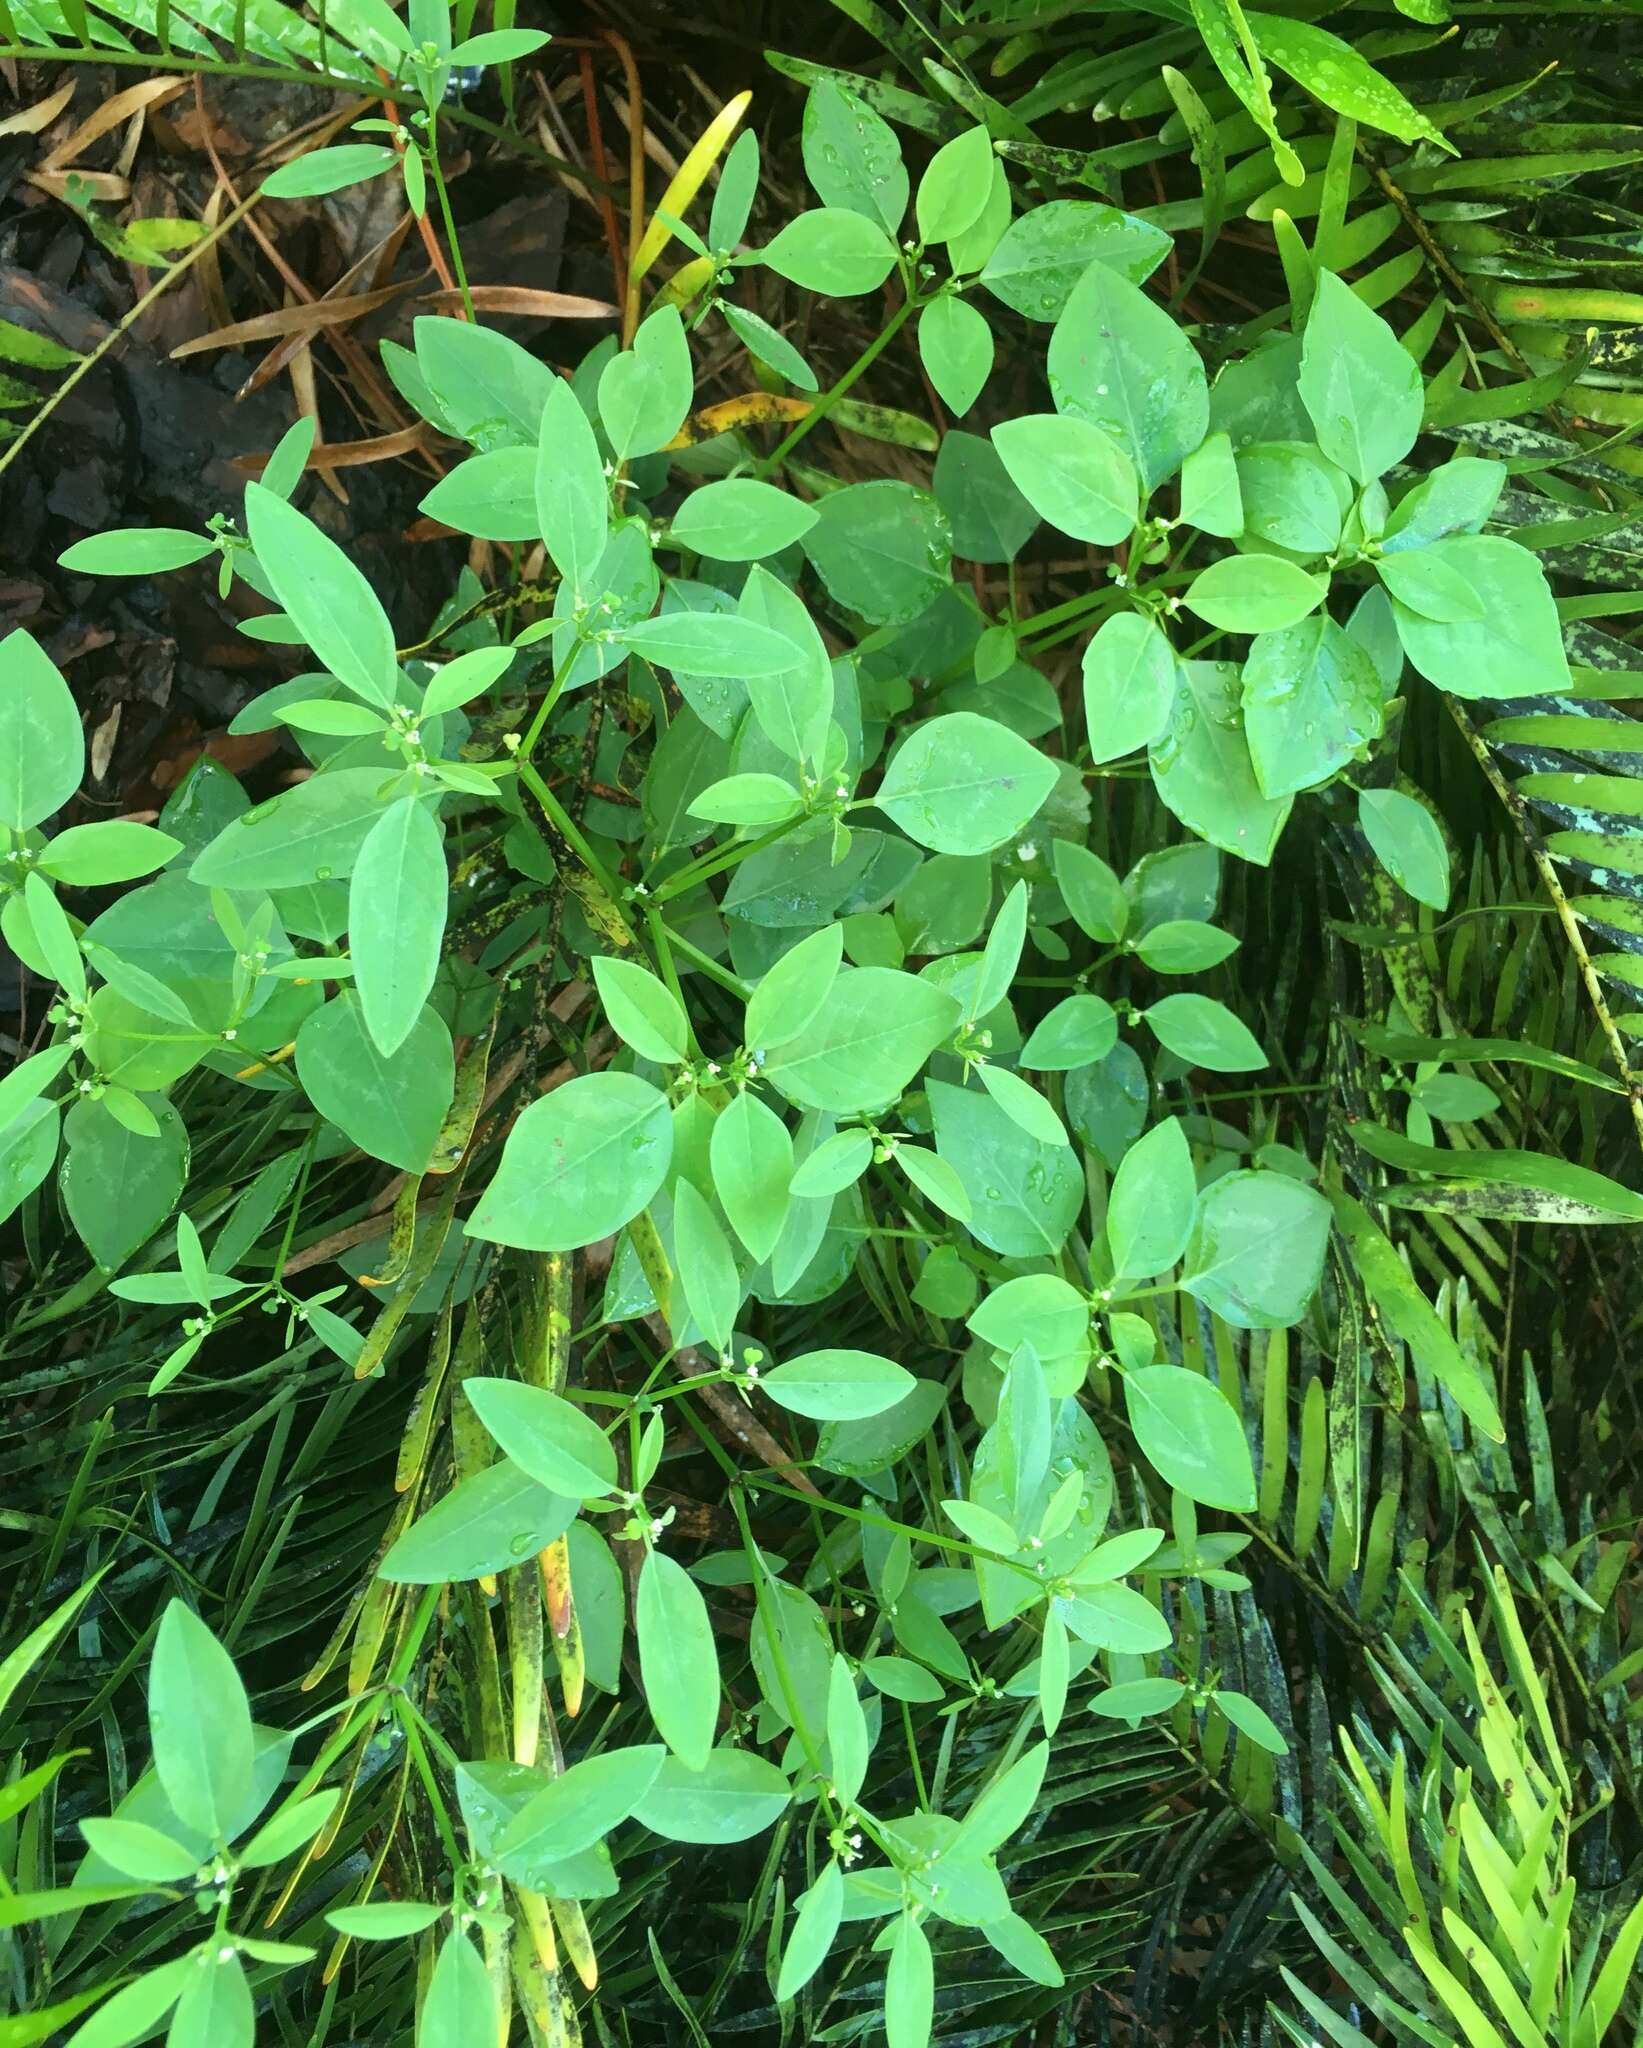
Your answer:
(5, 21), (1643, 2048)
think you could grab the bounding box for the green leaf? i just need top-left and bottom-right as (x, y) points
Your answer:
(916, 125), (995, 245)
(244, 484), (398, 708)
(760, 208), (897, 296)
(536, 378), (609, 601)
(1133, 922), (1238, 973)
(992, 413), (1138, 546)
(687, 773), (803, 827)
(467, 1073), (674, 1250)
(59, 529), (216, 575)
(1185, 555), (1326, 633)
(788, 1127), (871, 1198)
(421, 447), (538, 540)
(822, 1657), (868, 1807)
(802, 481), (952, 627)
(877, 713), (1056, 855)
(1144, 993), (1266, 1072)
(802, 81), (907, 235)
(1382, 457), (1504, 553)
(420, 645), (515, 719)
(762, 968), (958, 1115)
(492, 1745), (665, 1866)
(598, 305), (693, 460)
(930, 1077), (1083, 1257)
(1250, 13), (1453, 151)
(77, 1817), (201, 1883)
(1054, 840), (1128, 941)
(414, 313), (555, 451)
(1179, 430), (1244, 538)
(619, 610), (803, 679)
(1212, 1686), (1290, 1753)
(669, 480), (818, 562)
(1047, 261), (1209, 490)
(673, 1180), (740, 1351)
(148, 1602), (254, 1841)
(350, 797), (446, 1058)
(1358, 788), (1449, 908)
(709, 1091), (793, 1262)
(295, 996), (453, 1174)
(776, 1860), (844, 2000)
(190, 768), (413, 891)
(1182, 1170), (1332, 1327)
(591, 955), (690, 1063)
(60, 1959), (192, 2048)
(1124, 1365), (1256, 1510)
(1082, 612), (1177, 763)
(0, 318), (78, 370)
(737, 563), (834, 766)
(760, 1348), (916, 1421)
(0, 629), (84, 831)
(1242, 616), (1384, 800)
(262, 144), (396, 196)
(1017, 993), (1116, 1072)
(1235, 441), (1345, 559)
(633, 1748), (791, 1844)
(380, 1461), (575, 1582)
(465, 1380), (618, 1499)
(1297, 270), (1423, 484)
(709, 127), (760, 251)
(863, 1656), (945, 1703)
(896, 1143), (974, 1222)
(418, 1934), (494, 2048)
(325, 1902), (446, 1939)
(1090, 1677), (1187, 1720)
(721, 302), (819, 392)
(1375, 547), (1483, 623)
(885, 1913), (934, 2048)
(745, 925), (844, 1052)
(918, 295), (994, 418)
(981, 201), (1169, 321)
(637, 1550), (720, 1771)
(1152, 659), (1292, 866)
(60, 1095), (188, 1269)
(1108, 1115), (1196, 1278)
(273, 698), (387, 737)
(969, 1274), (1089, 1368)
(238, 1790), (340, 1868)
(1387, 535), (1570, 702)
(977, 1064), (1067, 1147)
(166, 1950), (252, 2048)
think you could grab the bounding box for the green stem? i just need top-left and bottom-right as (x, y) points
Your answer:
(651, 816), (806, 904)
(755, 291), (922, 479)
(516, 760), (637, 944)
(424, 124), (475, 326)
(654, 917), (749, 998)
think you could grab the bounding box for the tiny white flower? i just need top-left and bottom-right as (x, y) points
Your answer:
(648, 1516), (666, 1542)
(1016, 842), (1037, 863)
(222, 1028), (237, 1041)
(744, 1361), (760, 1382)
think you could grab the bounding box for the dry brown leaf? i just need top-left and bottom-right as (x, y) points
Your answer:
(231, 421), (437, 476)
(422, 285), (618, 321)
(0, 79), (74, 139)
(41, 76), (186, 172)
(169, 279), (417, 358)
